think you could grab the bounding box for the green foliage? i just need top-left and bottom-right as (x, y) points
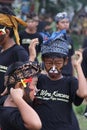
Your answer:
(74, 104), (87, 130)
(77, 114), (87, 130)
(71, 34), (84, 50)
(73, 104), (86, 115)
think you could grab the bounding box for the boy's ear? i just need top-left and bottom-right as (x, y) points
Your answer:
(15, 82), (22, 89)
(64, 57), (68, 65)
(5, 29), (10, 37)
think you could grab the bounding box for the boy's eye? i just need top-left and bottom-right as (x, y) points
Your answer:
(46, 62), (52, 64)
(45, 62), (52, 66)
(55, 62), (62, 65)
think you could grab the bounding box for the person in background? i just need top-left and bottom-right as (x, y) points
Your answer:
(30, 36), (87, 130)
(19, 13), (43, 61)
(55, 12), (74, 76)
(0, 60), (42, 130)
(0, 6), (29, 95)
(44, 15), (56, 34)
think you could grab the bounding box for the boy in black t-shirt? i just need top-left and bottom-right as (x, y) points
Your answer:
(0, 6), (29, 94)
(29, 37), (87, 130)
(19, 13), (43, 60)
(0, 61), (42, 130)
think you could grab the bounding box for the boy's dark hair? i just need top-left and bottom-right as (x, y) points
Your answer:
(0, 6), (15, 16)
(7, 27), (14, 38)
(4, 61), (24, 93)
(42, 53), (66, 61)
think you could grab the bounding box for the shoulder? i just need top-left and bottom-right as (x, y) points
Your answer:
(19, 30), (26, 35)
(0, 95), (8, 106)
(67, 76), (77, 81)
(35, 32), (43, 39)
(64, 76), (78, 84)
(19, 30), (27, 37)
(38, 74), (47, 80)
(83, 48), (87, 55)
(12, 44), (29, 60)
(13, 44), (27, 51)
(82, 48), (87, 60)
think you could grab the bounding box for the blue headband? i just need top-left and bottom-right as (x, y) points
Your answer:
(55, 12), (69, 22)
(41, 37), (69, 56)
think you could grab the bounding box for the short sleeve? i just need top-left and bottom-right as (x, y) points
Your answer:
(9, 109), (27, 130)
(13, 45), (29, 62)
(69, 77), (83, 106)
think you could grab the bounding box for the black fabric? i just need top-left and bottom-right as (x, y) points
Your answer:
(81, 48), (87, 78)
(0, 96), (28, 130)
(0, 44), (28, 94)
(62, 34), (74, 76)
(33, 74), (83, 130)
(19, 30), (43, 57)
(0, 6), (15, 16)
(82, 37), (87, 49)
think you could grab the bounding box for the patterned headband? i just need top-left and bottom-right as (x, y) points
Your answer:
(41, 33), (69, 56)
(4, 61), (41, 87)
(55, 12), (69, 22)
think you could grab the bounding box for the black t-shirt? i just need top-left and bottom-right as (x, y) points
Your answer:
(0, 96), (28, 130)
(33, 74), (83, 130)
(81, 48), (87, 77)
(0, 44), (29, 94)
(19, 30), (43, 56)
(62, 34), (74, 76)
(82, 37), (87, 49)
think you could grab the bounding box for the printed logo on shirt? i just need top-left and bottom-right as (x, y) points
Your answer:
(36, 89), (69, 103)
(22, 39), (31, 44)
(0, 65), (7, 73)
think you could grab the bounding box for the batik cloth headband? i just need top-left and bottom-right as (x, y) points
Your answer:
(41, 33), (69, 56)
(4, 61), (41, 88)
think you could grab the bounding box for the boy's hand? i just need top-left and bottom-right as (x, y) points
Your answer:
(10, 83), (24, 101)
(29, 38), (39, 61)
(72, 49), (83, 68)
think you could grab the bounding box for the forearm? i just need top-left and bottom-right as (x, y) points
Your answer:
(76, 64), (87, 98)
(14, 97), (42, 130)
(29, 38), (39, 62)
(29, 55), (35, 62)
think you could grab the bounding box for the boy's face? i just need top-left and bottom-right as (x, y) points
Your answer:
(16, 77), (38, 102)
(0, 27), (6, 44)
(43, 57), (67, 80)
(56, 19), (70, 31)
(28, 77), (38, 101)
(27, 19), (38, 29)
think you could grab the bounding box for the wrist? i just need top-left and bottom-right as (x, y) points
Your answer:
(75, 64), (81, 71)
(29, 56), (35, 62)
